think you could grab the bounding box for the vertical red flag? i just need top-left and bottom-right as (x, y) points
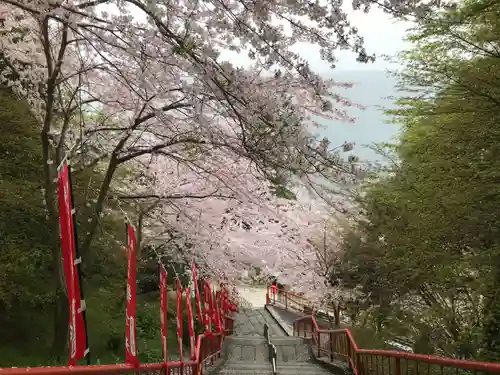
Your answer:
(58, 164), (88, 365)
(220, 290), (227, 320)
(222, 288), (230, 316)
(125, 223), (138, 366)
(212, 289), (221, 332)
(176, 279), (184, 362)
(216, 290), (225, 331)
(185, 288), (196, 360)
(191, 260), (203, 325)
(159, 266), (168, 366)
(202, 281), (212, 332)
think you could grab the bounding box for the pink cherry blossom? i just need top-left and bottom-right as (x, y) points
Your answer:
(0, 0), (374, 297)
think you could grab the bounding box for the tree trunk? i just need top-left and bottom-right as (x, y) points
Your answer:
(79, 157), (118, 258)
(41, 126), (68, 359)
(51, 288), (69, 360)
(47, 211), (68, 359)
(334, 304), (341, 328)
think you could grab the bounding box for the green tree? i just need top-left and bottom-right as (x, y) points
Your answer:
(340, 0), (500, 360)
(0, 89), (192, 366)
(0, 86), (54, 347)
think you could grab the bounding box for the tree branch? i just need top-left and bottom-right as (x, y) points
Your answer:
(116, 192), (236, 200)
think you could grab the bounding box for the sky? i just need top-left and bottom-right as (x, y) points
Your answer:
(218, 7), (413, 162)
(309, 7), (414, 72)
(107, 1), (412, 72)
(220, 6), (414, 73)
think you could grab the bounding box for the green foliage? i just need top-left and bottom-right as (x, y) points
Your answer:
(0, 86), (54, 324)
(339, 0), (500, 361)
(140, 246), (191, 291)
(269, 182), (297, 200)
(0, 90), (191, 366)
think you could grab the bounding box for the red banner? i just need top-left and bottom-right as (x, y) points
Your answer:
(224, 286), (238, 313)
(216, 290), (224, 331)
(185, 288), (196, 360)
(125, 223), (138, 366)
(212, 289), (221, 332)
(220, 290), (226, 320)
(176, 279), (184, 362)
(191, 260), (203, 324)
(202, 281), (212, 332)
(159, 266), (168, 365)
(222, 288), (230, 317)
(58, 164), (87, 365)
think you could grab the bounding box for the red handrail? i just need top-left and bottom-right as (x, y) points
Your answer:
(266, 285), (336, 317)
(294, 315), (500, 375)
(0, 316), (235, 375)
(268, 287), (500, 375)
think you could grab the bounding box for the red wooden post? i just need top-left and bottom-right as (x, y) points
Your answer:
(356, 353), (362, 375)
(346, 333), (352, 358)
(395, 358), (401, 375)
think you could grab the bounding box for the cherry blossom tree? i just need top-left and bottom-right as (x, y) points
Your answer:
(124, 153), (319, 279)
(111, 153), (319, 289)
(0, 0), (425, 353)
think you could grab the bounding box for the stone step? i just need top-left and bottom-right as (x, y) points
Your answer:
(226, 336), (268, 344)
(276, 362), (334, 375)
(222, 335), (312, 362)
(223, 336), (268, 361)
(218, 361), (333, 375)
(270, 337), (311, 362)
(269, 337), (309, 345)
(218, 361), (272, 375)
(233, 307), (286, 336)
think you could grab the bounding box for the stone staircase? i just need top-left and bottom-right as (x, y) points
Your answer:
(223, 336), (268, 361)
(219, 336), (271, 374)
(218, 335), (334, 375)
(273, 361), (334, 375)
(271, 337), (310, 362)
(218, 361), (274, 375)
(217, 308), (336, 375)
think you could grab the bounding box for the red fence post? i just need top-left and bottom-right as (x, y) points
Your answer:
(395, 358), (401, 375)
(346, 333), (352, 365)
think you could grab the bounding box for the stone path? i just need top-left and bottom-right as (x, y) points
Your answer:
(235, 285), (267, 308)
(231, 285), (287, 336)
(219, 285), (337, 375)
(233, 307), (286, 336)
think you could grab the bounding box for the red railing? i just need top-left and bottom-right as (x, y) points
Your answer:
(266, 287), (500, 375)
(293, 315), (500, 375)
(0, 315), (235, 375)
(266, 286), (333, 316)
